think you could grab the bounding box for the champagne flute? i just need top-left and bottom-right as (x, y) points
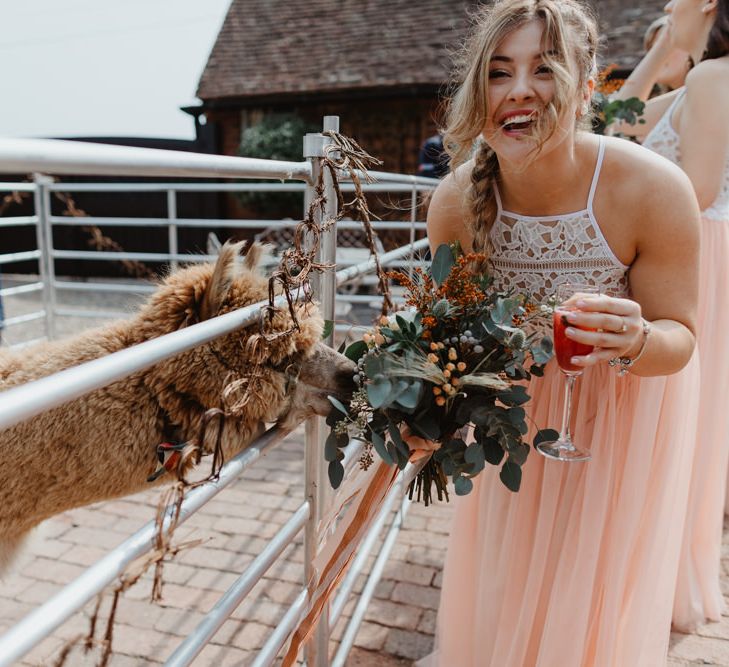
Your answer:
(536, 283), (600, 462)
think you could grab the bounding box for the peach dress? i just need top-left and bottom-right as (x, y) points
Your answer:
(643, 89), (729, 631)
(418, 136), (700, 666)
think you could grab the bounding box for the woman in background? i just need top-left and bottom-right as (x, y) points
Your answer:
(610, 0), (729, 632)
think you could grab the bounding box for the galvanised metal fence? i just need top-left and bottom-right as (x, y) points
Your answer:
(0, 135), (434, 343)
(0, 117), (438, 667)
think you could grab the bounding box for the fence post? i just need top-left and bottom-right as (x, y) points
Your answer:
(302, 115), (339, 667)
(167, 189), (179, 270)
(32, 173), (56, 340)
(409, 176), (418, 280)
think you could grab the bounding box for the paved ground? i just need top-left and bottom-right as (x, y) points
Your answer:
(1, 277), (729, 666)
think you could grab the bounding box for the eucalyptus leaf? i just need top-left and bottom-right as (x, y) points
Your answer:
(441, 457), (456, 476)
(364, 354), (385, 378)
(482, 437), (505, 465)
(497, 385), (530, 406)
(388, 442), (407, 469)
(371, 431), (394, 466)
(322, 320), (335, 340)
(532, 336), (554, 364)
(530, 364), (545, 377)
(507, 407), (526, 425)
(395, 315), (409, 334)
(456, 395), (487, 424)
(533, 428), (560, 448)
(409, 410), (441, 441)
(327, 395), (349, 416)
(509, 442), (530, 466)
(388, 421), (410, 458)
(464, 443), (486, 474)
(328, 460), (345, 489)
(324, 431), (343, 462)
(326, 409), (340, 427)
(367, 377), (393, 409)
(431, 243), (456, 286)
(395, 381), (422, 411)
(344, 340), (368, 362)
(500, 460), (522, 492)
(454, 475), (474, 496)
(470, 404), (496, 427)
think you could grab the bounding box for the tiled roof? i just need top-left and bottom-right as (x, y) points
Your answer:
(197, 0), (666, 101)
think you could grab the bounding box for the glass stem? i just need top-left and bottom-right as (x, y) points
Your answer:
(560, 373), (577, 448)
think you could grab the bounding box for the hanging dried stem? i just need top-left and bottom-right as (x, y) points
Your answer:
(52, 483), (203, 667)
(262, 128), (392, 348)
(323, 130), (393, 315)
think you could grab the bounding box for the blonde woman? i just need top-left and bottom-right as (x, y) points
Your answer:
(411, 1), (702, 665)
(610, 0), (729, 633)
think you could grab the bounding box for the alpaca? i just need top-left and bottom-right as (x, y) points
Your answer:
(0, 242), (355, 570)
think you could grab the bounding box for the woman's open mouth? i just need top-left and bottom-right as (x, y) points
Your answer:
(500, 112), (537, 136)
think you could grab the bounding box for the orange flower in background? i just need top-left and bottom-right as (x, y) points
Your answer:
(595, 63), (625, 95)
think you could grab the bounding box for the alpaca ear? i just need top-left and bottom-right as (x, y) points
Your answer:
(199, 240), (245, 321)
(242, 242), (274, 273)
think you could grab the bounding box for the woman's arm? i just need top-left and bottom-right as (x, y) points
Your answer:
(606, 27), (684, 139)
(425, 167), (473, 253)
(678, 60), (729, 210)
(565, 150), (700, 376)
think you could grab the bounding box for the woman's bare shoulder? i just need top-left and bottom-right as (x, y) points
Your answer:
(686, 56), (729, 82)
(602, 135), (693, 200)
(684, 57), (729, 103)
(426, 161), (474, 250)
(601, 135), (699, 236)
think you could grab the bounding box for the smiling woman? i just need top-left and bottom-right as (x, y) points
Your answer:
(414, 1), (703, 666)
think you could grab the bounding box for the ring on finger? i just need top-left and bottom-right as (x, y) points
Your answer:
(617, 317), (627, 334)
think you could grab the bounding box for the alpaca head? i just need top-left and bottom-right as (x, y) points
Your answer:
(138, 241), (356, 431)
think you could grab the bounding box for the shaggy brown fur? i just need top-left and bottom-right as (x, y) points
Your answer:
(0, 242), (354, 571)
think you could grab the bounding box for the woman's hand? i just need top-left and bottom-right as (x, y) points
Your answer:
(400, 425), (440, 463)
(562, 295), (646, 368)
(648, 20), (676, 60)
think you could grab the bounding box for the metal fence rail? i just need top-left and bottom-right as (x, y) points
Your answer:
(0, 182), (49, 338)
(1, 172), (430, 339)
(0, 121), (439, 667)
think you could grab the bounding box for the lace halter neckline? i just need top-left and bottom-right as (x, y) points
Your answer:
(493, 138), (606, 222)
(642, 88), (729, 222)
(485, 136), (630, 335)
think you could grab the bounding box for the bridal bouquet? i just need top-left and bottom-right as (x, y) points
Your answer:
(326, 244), (557, 504)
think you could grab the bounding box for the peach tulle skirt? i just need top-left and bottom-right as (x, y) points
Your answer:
(673, 215), (729, 631)
(417, 357), (700, 667)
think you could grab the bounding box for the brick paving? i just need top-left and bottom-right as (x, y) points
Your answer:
(2, 281), (729, 666)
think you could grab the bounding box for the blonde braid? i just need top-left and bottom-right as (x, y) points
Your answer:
(467, 142), (501, 260)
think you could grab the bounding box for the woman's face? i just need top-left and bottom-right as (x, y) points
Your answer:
(482, 20), (585, 166)
(664, 0), (716, 53)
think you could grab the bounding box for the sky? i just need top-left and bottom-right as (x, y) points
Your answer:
(0, 0), (232, 140)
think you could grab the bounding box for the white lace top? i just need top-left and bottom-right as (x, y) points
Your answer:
(486, 137), (630, 336)
(642, 89), (729, 222)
